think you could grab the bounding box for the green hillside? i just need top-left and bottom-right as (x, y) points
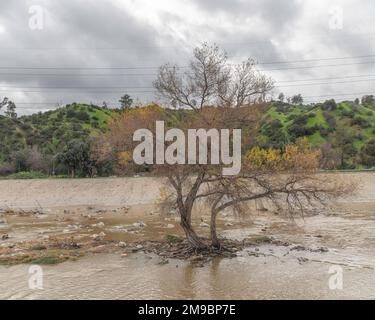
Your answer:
(0, 103), (117, 176)
(257, 99), (375, 168)
(1, 99), (375, 177)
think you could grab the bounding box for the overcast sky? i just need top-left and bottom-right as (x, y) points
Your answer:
(1, 0), (375, 114)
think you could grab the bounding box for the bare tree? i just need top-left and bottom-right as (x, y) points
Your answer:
(218, 59), (274, 107)
(159, 138), (354, 249)
(154, 43), (274, 109)
(97, 43), (353, 251)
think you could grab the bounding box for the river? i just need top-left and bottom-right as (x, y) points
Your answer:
(1, 173), (375, 299)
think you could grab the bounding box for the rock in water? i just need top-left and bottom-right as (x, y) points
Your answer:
(118, 241), (127, 248)
(199, 222), (210, 228)
(1, 234), (9, 240)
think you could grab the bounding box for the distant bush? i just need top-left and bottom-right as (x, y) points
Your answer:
(19, 123), (32, 131)
(261, 119), (287, 148)
(291, 114), (309, 126)
(351, 116), (371, 128)
(66, 109), (77, 118)
(287, 114), (321, 139)
(321, 99), (337, 111)
(275, 102), (293, 113)
(361, 95), (374, 105)
(6, 171), (47, 179)
(0, 163), (14, 176)
(318, 127), (331, 137)
(288, 123), (320, 139)
(91, 120), (100, 128)
(323, 111), (336, 128)
(76, 111), (90, 122)
(360, 139), (375, 167)
(341, 109), (355, 118)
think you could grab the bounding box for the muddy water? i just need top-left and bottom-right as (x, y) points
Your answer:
(2, 251), (375, 300)
(1, 173), (375, 299)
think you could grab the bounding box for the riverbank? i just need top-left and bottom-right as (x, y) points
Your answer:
(1, 173), (375, 299)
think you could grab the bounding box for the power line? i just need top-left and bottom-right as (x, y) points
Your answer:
(0, 90), (155, 94)
(1, 59), (375, 77)
(0, 86), (154, 89)
(3, 31), (375, 51)
(3, 53), (375, 71)
(0, 73), (159, 77)
(10, 91), (375, 106)
(260, 60), (375, 72)
(276, 73), (375, 83)
(0, 66), (165, 70)
(304, 91), (374, 99)
(258, 54), (375, 65)
(3, 75), (375, 91)
(276, 77), (375, 88)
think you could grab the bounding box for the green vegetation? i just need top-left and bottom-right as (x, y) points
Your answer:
(0, 103), (117, 177)
(30, 255), (70, 265)
(165, 234), (183, 244)
(262, 99), (375, 169)
(1, 98), (375, 177)
(6, 171), (48, 179)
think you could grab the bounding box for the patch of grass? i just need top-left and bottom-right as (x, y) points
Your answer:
(6, 171), (47, 179)
(165, 234), (183, 244)
(249, 235), (273, 244)
(0, 253), (67, 265)
(308, 131), (326, 145)
(30, 255), (69, 265)
(30, 244), (47, 251)
(306, 109), (327, 128)
(266, 107), (289, 125)
(353, 139), (365, 150)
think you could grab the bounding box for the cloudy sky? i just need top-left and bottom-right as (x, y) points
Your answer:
(1, 0), (375, 114)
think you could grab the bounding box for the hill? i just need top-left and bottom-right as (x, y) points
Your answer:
(258, 99), (375, 168)
(1, 100), (375, 177)
(0, 103), (117, 175)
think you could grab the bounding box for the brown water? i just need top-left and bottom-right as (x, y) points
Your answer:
(1, 173), (375, 299)
(1, 246), (375, 300)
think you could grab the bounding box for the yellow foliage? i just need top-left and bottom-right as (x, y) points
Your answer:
(117, 151), (132, 166)
(245, 138), (321, 172)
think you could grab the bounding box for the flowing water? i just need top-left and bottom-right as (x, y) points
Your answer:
(1, 173), (375, 299)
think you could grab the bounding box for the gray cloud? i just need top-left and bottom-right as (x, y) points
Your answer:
(0, 0), (374, 114)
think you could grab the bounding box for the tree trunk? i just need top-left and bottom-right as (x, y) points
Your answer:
(210, 210), (220, 248)
(180, 216), (206, 249)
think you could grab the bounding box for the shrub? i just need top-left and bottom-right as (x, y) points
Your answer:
(351, 116), (371, 128)
(323, 111), (336, 128)
(360, 139), (375, 167)
(66, 109), (77, 118)
(7, 171), (47, 179)
(341, 109), (355, 118)
(0, 163), (14, 176)
(76, 111), (90, 122)
(321, 99), (337, 111)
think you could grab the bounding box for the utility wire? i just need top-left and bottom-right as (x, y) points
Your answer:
(3, 53), (375, 70)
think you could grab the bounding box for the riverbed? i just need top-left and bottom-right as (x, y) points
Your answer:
(1, 173), (375, 299)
